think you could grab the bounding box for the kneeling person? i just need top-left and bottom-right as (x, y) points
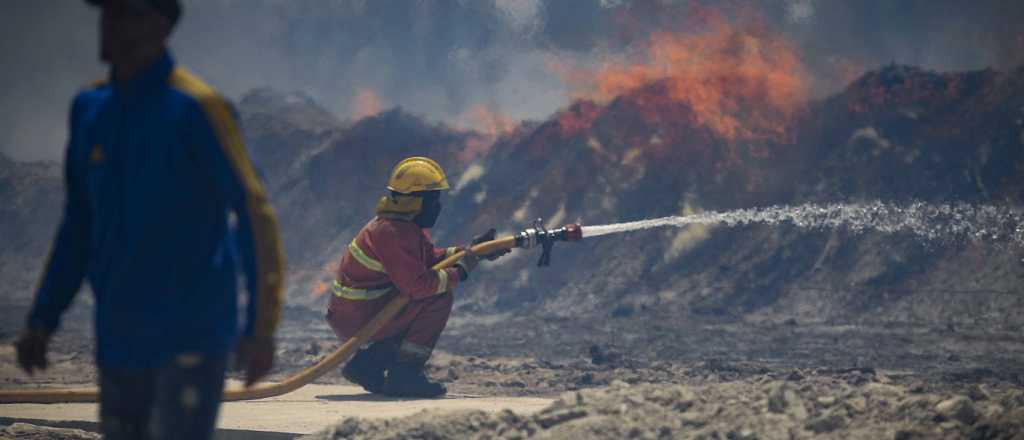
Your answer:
(326, 157), (506, 397)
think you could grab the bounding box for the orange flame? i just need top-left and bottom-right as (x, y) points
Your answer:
(308, 259), (338, 301)
(557, 19), (809, 144)
(353, 89), (384, 119)
(310, 280), (329, 300)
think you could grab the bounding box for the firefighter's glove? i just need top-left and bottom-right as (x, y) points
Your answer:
(455, 251), (480, 281)
(469, 228), (511, 261)
(15, 326), (50, 376)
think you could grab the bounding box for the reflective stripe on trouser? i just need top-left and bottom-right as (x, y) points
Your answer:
(327, 291), (453, 363)
(332, 280), (393, 301)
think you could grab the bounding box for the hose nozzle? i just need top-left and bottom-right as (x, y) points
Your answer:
(515, 220), (583, 267)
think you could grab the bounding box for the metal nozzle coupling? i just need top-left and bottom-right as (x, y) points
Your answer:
(515, 219), (583, 267)
(562, 223), (583, 242)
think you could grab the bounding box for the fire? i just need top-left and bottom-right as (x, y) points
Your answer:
(557, 19), (809, 144)
(309, 259), (339, 300)
(353, 89), (384, 119)
(310, 280), (329, 300)
(522, 100), (602, 159)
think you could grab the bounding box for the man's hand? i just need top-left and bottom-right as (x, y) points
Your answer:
(236, 336), (275, 387)
(15, 327), (50, 376)
(469, 228), (511, 261)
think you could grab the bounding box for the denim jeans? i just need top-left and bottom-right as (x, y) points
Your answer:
(99, 353), (227, 440)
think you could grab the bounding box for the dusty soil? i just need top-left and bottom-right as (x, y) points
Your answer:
(2, 300), (1023, 439)
(303, 379), (1024, 440)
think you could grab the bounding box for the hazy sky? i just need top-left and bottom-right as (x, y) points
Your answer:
(2, 0), (1021, 162)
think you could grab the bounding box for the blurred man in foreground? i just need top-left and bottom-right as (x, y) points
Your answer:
(14, 0), (285, 438)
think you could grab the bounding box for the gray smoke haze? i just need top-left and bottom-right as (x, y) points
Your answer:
(2, 0), (1022, 162)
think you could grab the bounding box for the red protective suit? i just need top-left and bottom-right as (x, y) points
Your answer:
(326, 216), (461, 360)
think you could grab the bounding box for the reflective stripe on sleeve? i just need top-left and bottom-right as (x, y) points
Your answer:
(348, 240), (385, 273)
(434, 268), (449, 295)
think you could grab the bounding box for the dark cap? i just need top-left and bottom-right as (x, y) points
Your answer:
(85, 0), (182, 26)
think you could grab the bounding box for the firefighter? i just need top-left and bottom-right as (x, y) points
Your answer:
(326, 157), (507, 398)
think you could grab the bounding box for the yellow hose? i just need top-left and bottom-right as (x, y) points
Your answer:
(0, 236), (520, 404)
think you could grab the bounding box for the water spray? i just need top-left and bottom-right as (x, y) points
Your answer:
(580, 202), (1024, 247)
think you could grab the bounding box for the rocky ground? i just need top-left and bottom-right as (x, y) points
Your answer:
(304, 379), (1024, 440)
(3, 300), (1023, 439)
(0, 423), (99, 440)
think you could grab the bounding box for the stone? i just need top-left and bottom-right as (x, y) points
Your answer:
(816, 396), (837, 407)
(805, 408), (848, 433)
(976, 401), (1006, 420)
(680, 412), (708, 428)
(535, 408), (588, 429)
(767, 383), (788, 413)
(727, 428), (758, 440)
(895, 395), (941, 423)
(766, 382), (807, 420)
(966, 384), (989, 402)
(894, 429), (931, 440)
(845, 396), (868, 414)
(864, 382), (904, 401)
(935, 396), (978, 425)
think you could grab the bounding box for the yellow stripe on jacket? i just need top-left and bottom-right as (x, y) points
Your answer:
(168, 66), (286, 340)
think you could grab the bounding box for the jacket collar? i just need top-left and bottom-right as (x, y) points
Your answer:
(111, 50), (174, 99)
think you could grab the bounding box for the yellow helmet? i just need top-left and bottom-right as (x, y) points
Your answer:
(386, 157), (450, 194)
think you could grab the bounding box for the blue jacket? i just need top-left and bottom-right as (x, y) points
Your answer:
(28, 51), (285, 369)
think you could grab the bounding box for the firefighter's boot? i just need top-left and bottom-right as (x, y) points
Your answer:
(341, 339), (397, 394)
(381, 362), (447, 398)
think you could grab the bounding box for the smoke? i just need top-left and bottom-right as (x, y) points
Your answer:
(0, 3), (104, 162)
(0, 0), (568, 161)
(1, 0), (1021, 161)
(537, 0), (1024, 92)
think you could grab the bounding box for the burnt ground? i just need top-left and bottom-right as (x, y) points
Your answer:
(2, 300), (1023, 437)
(5, 301), (1020, 395)
(275, 304), (1024, 398)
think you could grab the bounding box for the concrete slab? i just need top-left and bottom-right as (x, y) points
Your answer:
(0, 381), (553, 436)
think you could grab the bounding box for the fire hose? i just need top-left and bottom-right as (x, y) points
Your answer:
(0, 221), (582, 404)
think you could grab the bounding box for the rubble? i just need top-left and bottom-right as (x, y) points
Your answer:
(303, 378), (1024, 440)
(0, 423), (99, 440)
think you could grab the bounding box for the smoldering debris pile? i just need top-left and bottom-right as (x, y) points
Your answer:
(304, 379), (1024, 440)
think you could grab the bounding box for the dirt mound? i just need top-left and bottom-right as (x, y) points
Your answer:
(303, 379), (1024, 440)
(0, 423), (99, 440)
